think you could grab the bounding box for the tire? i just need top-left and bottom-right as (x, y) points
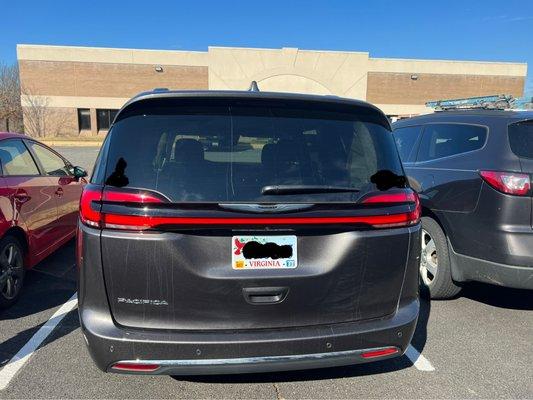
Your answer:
(420, 217), (461, 299)
(0, 236), (25, 309)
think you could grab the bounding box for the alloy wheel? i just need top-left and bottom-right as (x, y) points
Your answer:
(420, 229), (438, 286)
(0, 243), (24, 300)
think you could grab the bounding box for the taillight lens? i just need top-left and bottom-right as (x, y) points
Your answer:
(361, 190), (421, 227)
(79, 185), (103, 227)
(79, 185), (164, 229)
(480, 170), (531, 196)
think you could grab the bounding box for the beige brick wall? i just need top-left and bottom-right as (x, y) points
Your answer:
(19, 60), (208, 98)
(367, 72), (525, 105)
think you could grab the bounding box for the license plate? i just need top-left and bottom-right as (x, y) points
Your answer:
(232, 235), (297, 269)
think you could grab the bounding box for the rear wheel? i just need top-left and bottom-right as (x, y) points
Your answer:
(420, 217), (461, 299)
(0, 236), (25, 309)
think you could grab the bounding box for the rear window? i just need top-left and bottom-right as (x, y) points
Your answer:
(508, 120), (533, 159)
(102, 99), (403, 202)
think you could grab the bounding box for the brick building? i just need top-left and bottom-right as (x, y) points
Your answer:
(17, 44), (527, 136)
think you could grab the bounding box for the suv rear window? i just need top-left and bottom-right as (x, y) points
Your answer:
(508, 120), (533, 159)
(102, 99), (403, 202)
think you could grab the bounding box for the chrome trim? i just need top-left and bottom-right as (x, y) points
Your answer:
(218, 203), (314, 213)
(113, 346), (400, 368)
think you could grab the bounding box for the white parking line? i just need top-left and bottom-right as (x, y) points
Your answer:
(0, 293), (78, 390)
(405, 344), (435, 371)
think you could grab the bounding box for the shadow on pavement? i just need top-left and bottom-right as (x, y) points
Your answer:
(0, 310), (79, 368)
(0, 239), (78, 367)
(0, 240), (76, 321)
(460, 282), (533, 310)
(178, 286), (431, 383)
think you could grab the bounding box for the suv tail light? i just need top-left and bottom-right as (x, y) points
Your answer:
(80, 186), (421, 230)
(479, 171), (531, 196)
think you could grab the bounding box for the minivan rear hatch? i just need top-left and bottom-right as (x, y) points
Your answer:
(93, 95), (418, 331)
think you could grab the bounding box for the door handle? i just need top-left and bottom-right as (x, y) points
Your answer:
(242, 287), (289, 305)
(55, 187), (64, 197)
(14, 191), (31, 204)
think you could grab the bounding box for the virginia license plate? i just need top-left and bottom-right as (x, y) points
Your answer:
(232, 235), (297, 269)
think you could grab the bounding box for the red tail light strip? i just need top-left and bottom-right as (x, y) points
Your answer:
(103, 212), (419, 230)
(80, 186), (421, 231)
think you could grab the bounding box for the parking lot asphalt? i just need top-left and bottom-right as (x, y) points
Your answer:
(0, 146), (532, 399)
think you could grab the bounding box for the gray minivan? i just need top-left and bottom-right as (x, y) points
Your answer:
(77, 89), (420, 375)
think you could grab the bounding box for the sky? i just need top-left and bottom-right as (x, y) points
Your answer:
(1, 0), (532, 96)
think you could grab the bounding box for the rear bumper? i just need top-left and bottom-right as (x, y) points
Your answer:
(450, 245), (533, 290)
(79, 299), (418, 375)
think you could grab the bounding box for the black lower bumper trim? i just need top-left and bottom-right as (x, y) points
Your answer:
(80, 299), (419, 375)
(109, 346), (401, 375)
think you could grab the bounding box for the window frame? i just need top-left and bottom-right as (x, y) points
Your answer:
(77, 108), (91, 132)
(24, 139), (74, 177)
(0, 138), (42, 178)
(96, 109), (119, 132)
(392, 125), (423, 164)
(414, 122), (489, 164)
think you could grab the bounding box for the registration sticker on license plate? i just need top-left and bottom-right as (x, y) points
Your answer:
(232, 235), (297, 269)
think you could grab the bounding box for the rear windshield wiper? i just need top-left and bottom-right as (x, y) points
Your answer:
(261, 185), (360, 195)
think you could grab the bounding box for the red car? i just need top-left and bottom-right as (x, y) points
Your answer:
(0, 133), (87, 308)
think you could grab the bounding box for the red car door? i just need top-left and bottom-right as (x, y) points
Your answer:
(0, 139), (61, 257)
(26, 141), (84, 240)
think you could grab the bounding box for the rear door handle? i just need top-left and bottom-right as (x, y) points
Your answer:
(243, 287), (289, 305)
(14, 191), (31, 204)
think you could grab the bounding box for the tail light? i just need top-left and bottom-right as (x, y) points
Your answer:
(80, 186), (421, 231)
(79, 185), (165, 229)
(361, 190), (421, 227)
(479, 170), (530, 196)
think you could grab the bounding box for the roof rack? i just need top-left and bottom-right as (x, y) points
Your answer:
(426, 94), (514, 111)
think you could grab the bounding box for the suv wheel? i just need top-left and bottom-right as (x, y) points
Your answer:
(0, 236), (25, 309)
(420, 217), (461, 299)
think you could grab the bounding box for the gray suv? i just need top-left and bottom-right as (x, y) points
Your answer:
(393, 110), (533, 299)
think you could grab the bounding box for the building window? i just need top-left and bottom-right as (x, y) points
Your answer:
(96, 109), (118, 131)
(78, 109), (91, 131)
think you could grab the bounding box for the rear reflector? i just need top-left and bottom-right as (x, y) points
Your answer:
(479, 170), (530, 196)
(80, 186), (421, 231)
(361, 347), (399, 359)
(111, 362), (160, 372)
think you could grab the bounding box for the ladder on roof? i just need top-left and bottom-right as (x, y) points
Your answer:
(425, 94), (514, 111)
